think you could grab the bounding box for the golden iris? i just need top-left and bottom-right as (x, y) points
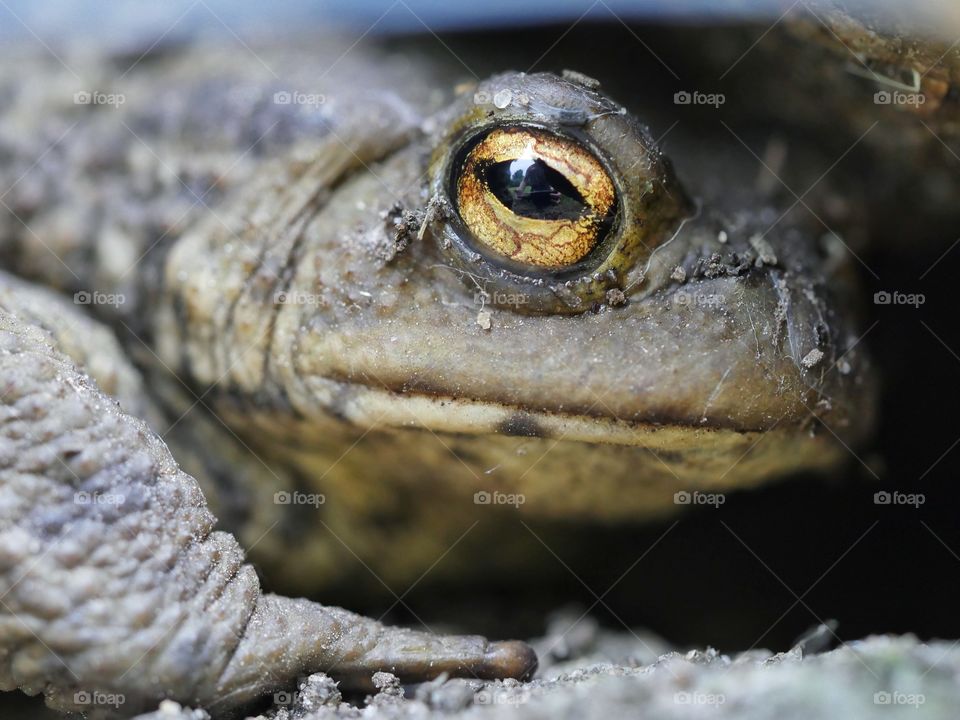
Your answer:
(455, 128), (616, 269)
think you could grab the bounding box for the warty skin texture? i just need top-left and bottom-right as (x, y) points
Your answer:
(0, 25), (880, 716)
(150, 68), (873, 590)
(0, 293), (534, 717)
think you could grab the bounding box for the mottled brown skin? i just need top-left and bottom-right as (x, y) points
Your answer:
(0, 7), (916, 716)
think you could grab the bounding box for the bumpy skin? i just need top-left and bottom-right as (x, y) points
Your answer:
(148, 66), (874, 591)
(0, 291), (534, 717)
(0, 10), (897, 717)
(0, 40), (878, 582)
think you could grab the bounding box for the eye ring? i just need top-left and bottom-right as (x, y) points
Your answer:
(427, 72), (691, 315)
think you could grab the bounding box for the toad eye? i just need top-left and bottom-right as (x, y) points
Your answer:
(430, 72), (690, 314)
(455, 127), (616, 269)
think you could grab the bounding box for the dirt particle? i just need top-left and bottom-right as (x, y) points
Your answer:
(772, 274), (790, 348)
(749, 234), (778, 266)
(369, 672), (404, 706)
(670, 266), (686, 282)
(476, 309), (492, 331)
(605, 288), (627, 307)
(376, 204), (424, 262)
(802, 348), (824, 369)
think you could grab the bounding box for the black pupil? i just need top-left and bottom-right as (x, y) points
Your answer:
(483, 157), (588, 221)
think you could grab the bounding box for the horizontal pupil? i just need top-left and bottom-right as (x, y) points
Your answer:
(483, 157), (588, 221)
